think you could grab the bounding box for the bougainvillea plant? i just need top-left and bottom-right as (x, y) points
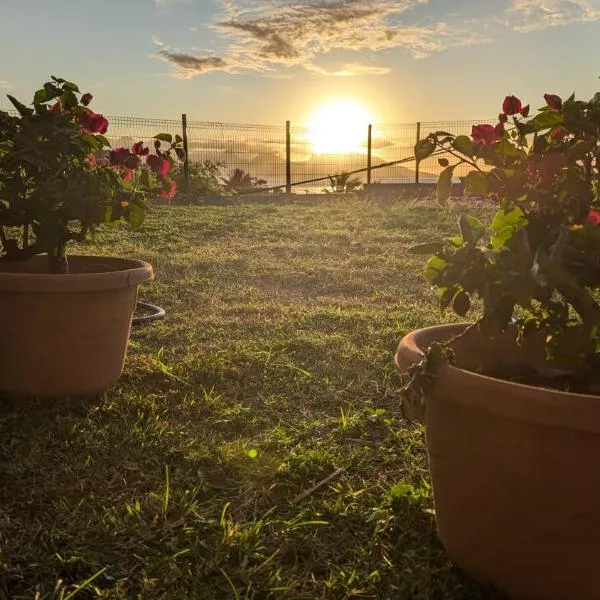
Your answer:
(413, 90), (600, 375)
(0, 76), (184, 273)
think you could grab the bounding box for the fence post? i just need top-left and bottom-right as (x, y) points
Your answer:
(181, 113), (189, 194)
(367, 124), (372, 185)
(285, 120), (292, 193)
(415, 121), (421, 184)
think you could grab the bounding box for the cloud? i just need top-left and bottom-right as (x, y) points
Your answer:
(154, 0), (487, 78)
(306, 62), (391, 76)
(155, 0), (193, 7)
(156, 50), (230, 77)
(507, 0), (600, 31)
(0, 80), (12, 90)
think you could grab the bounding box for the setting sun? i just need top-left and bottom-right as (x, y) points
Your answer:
(306, 98), (375, 154)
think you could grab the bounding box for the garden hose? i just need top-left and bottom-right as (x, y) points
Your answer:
(132, 301), (165, 325)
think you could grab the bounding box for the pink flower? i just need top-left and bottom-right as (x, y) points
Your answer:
(132, 141), (149, 156)
(549, 126), (568, 143)
(81, 93), (93, 106)
(146, 155), (171, 179)
(86, 154), (97, 167)
(471, 124), (498, 145)
(544, 94), (563, 112)
(109, 147), (130, 166)
(122, 170), (133, 182)
(50, 101), (62, 113)
(502, 95), (522, 116)
(587, 210), (600, 226)
(77, 109), (108, 134)
(160, 179), (177, 200)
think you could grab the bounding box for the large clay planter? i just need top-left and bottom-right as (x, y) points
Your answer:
(395, 324), (600, 600)
(0, 255), (152, 396)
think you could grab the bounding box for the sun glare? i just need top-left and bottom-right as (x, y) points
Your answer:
(306, 99), (374, 154)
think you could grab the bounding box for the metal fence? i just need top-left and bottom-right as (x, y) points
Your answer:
(2, 109), (493, 193)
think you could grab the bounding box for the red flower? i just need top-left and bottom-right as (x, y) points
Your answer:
(77, 109), (108, 134)
(160, 179), (177, 200)
(147, 154), (171, 179)
(520, 105), (530, 117)
(544, 94), (563, 111)
(498, 113), (508, 124)
(549, 126), (568, 143)
(587, 210), (600, 226)
(494, 122), (505, 138)
(81, 93), (93, 106)
(502, 95), (522, 116)
(132, 141), (149, 156)
(122, 170), (133, 182)
(50, 101), (62, 114)
(471, 124), (498, 145)
(109, 147), (130, 166)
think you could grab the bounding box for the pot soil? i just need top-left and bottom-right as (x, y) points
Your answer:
(0, 255), (152, 396)
(396, 323), (600, 600)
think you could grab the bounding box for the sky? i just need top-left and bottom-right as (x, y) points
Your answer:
(2, 0), (600, 126)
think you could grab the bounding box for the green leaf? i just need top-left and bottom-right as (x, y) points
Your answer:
(496, 140), (526, 159)
(7, 95), (33, 116)
(95, 134), (111, 148)
(459, 214), (485, 245)
(464, 171), (490, 195)
(33, 88), (48, 105)
(62, 81), (80, 93)
(436, 165), (455, 207)
(491, 207), (527, 233)
(424, 255), (448, 284)
(440, 286), (458, 311)
(175, 147), (186, 161)
(452, 135), (474, 158)
(175, 134), (182, 144)
(530, 111), (564, 131)
(491, 207), (527, 250)
(154, 133), (173, 143)
(414, 138), (435, 161)
(127, 203), (145, 229)
(452, 291), (471, 317)
(139, 169), (151, 188)
(407, 242), (444, 255)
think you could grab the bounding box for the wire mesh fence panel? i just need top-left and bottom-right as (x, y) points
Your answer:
(1, 107), (497, 192)
(417, 120), (493, 183)
(186, 120), (287, 191)
(370, 122), (420, 183)
(288, 123), (371, 192)
(104, 115), (182, 155)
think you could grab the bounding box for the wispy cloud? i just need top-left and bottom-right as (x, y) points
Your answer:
(306, 63), (391, 77)
(507, 0), (600, 31)
(154, 0), (487, 78)
(0, 80), (12, 90)
(155, 0), (194, 7)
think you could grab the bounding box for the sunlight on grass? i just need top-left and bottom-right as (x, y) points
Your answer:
(0, 196), (491, 599)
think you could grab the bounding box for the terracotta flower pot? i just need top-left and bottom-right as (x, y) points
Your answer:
(395, 324), (600, 600)
(0, 255), (152, 396)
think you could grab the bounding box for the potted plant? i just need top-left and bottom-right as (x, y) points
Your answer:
(0, 77), (183, 396)
(396, 92), (600, 600)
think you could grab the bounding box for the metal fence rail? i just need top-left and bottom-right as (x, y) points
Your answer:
(2, 108), (494, 192)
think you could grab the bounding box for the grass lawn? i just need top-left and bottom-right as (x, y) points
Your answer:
(0, 196), (492, 599)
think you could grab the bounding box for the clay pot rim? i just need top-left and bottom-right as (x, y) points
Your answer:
(395, 323), (600, 432)
(0, 255), (153, 292)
